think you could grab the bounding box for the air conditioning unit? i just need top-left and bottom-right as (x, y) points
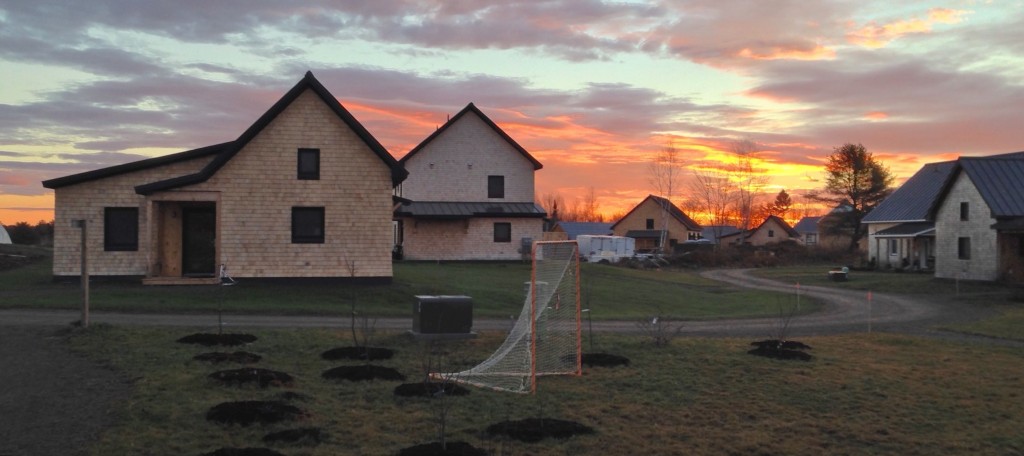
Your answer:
(412, 295), (473, 334)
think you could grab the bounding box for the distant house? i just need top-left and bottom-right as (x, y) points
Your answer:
(394, 103), (545, 260)
(611, 195), (701, 253)
(793, 216), (822, 246)
(700, 225), (740, 245)
(931, 155), (1024, 282)
(549, 221), (613, 240)
(719, 215), (800, 246)
(41, 72), (407, 283)
(862, 161), (956, 270)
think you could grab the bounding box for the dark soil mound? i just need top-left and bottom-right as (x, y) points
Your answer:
(275, 391), (310, 402)
(750, 339), (812, 350)
(262, 427), (323, 445)
(208, 368), (294, 388)
(322, 365), (405, 382)
(178, 333), (257, 347)
(582, 352), (630, 367)
(321, 346), (395, 361)
(206, 401), (306, 426)
(398, 441), (488, 456)
(194, 351), (262, 364)
(747, 346), (813, 361)
(486, 418), (595, 443)
(200, 448), (285, 456)
(393, 381), (471, 397)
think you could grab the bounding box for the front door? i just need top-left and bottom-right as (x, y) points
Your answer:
(182, 206), (216, 276)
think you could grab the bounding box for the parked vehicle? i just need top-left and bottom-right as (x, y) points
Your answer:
(576, 235), (636, 263)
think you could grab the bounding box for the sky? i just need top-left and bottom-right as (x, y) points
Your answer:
(2, 0), (1024, 225)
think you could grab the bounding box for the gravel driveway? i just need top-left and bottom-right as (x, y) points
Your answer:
(0, 268), (1014, 455)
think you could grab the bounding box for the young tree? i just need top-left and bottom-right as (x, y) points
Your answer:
(809, 143), (894, 252)
(648, 145), (683, 252)
(765, 189), (793, 219)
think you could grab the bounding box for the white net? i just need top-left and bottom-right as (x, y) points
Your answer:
(433, 241), (581, 394)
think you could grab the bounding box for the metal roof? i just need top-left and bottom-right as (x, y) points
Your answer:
(862, 161), (956, 223)
(792, 216), (821, 234)
(556, 222), (612, 240)
(873, 222), (935, 237)
(395, 201), (545, 219)
(624, 230), (665, 239)
(959, 157), (1024, 217)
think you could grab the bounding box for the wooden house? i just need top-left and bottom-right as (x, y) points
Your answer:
(42, 72), (407, 283)
(394, 103), (546, 260)
(610, 195), (702, 253)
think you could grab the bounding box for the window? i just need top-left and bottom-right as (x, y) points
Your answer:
(297, 148), (320, 180)
(889, 239), (899, 255)
(292, 207), (325, 243)
(646, 218), (655, 230)
(104, 207), (138, 251)
(768, 229), (775, 238)
(958, 237), (971, 260)
(960, 202), (969, 221)
(806, 233), (817, 246)
(488, 175), (504, 198)
(494, 222), (511, 243)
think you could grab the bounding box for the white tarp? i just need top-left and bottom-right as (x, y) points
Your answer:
(0, 224), (12, 244)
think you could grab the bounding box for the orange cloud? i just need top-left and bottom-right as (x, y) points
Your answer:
(0, 194), (55, 225)
(864, 111), (888, 120)
(848, 8), (969, 48)
(736, 44), (836, 61)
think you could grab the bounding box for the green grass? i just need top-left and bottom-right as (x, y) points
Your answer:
(0, 246), (820, 320)
(69, 325), (1024, 455)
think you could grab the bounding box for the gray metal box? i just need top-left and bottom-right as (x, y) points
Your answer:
(412, 295), (473, 334)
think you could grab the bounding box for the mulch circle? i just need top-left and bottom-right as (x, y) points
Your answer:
(208, 368), (294, 388)
(398, 441), (488, 456)
(262, 427), (323, 446)
(582, 352), (630, 367)
(748, 339), (813, 361)
(200, 448), (285, 456)
(321, 346), (395, 361)
(393, 381), (471, 398)
(193, 351), (262, 364)
(206, 401), (306, 426)
(322, 365), (405, 382)
(485, 418), (595, 443)
(178, 333), (257, 347)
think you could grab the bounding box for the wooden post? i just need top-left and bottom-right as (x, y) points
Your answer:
(77, 219), (90, 328)
(867, 290), (872, 334)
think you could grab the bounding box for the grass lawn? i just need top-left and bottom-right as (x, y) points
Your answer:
(70, 325), (1024, 455)
(0, 245), (819, 321)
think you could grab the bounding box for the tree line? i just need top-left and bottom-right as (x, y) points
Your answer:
(3, 220), (55, 245)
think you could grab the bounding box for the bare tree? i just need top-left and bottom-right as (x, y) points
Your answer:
(687, 162), (738, 244)
(808, 143), (894, 252)
(647, 145), (683, 253)
(731, 139), (769, 239)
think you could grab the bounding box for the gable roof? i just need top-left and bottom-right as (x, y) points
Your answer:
(134, 71), (407, 195)
(556, 222), (613, 240)
(793, 216), (821, 234)
(399, 103), (542, 170)
(861, 160), (956, 223)
(611, 195), (702, 231)
(42, 142), (230, 189)
(947, 156), (1024, 218)
(700, 225), (741, 242)
(395, 201), (545, 219)
(722, 215), (799, 240)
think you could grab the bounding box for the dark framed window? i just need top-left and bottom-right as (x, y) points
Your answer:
(889, 239), (899, 255)
(958, 237), (971, 260)
(488, 175), (505, 198)
(292, 207), (325, 243)
(960, 202), (969, 221)
(645, 218), (655, 229)
(494, 222), (512, 243)
(768, 229), (775, 238)
(104, 207), (139, 251)
(297, 148), (320, 180)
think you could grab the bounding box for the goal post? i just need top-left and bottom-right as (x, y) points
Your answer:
(433, 240), (581, 394)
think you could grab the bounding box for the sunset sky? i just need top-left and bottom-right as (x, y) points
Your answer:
(3, 1), (1024, 225)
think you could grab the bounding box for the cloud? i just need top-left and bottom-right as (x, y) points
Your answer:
(847, 8), (969, 48)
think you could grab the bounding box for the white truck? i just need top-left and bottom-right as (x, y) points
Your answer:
(576, 235), (635, 263)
